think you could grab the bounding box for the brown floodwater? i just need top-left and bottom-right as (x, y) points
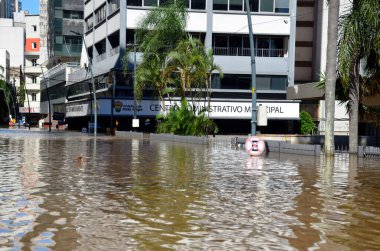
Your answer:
(1, 129), (380, 250)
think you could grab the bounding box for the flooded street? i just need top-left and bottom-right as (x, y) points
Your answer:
(1, 130), (380, 250)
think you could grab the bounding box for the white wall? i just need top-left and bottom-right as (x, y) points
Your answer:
(0, 25), (24, 67)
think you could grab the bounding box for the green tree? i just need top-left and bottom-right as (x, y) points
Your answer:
(338, 0), (380, 154)
(324, 0), (340, 156)
(0, 66), (12, 119)
(129, 0), (187, 105)
(156, 99), (218, 136)
(299, 111), (315, 135)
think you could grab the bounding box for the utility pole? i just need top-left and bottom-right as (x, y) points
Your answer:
(245, 0), (257, 136)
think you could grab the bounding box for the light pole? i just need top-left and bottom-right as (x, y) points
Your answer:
(127, 34), (138, 124)
(39, 65), (51, 132)
(71, 30), (97, 136)
(245, 0), (257, 136)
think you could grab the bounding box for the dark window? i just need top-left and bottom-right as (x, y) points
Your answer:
(271, 76), (287, 90)
(191, 0), (206, 9)
(260, 0), (274, 12)
(244, 0), (259, 12)
(160, 0), (170, 6)
(128, 0), (142, 6)
(230, 0), (243, 11)
(144, 0), (158, 6)
(214, 0), (228, 10)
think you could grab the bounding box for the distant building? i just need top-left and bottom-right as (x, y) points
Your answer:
(46, 0), (84, 67)
(20, 14), (49, 126)
(0, 0), (21, 19)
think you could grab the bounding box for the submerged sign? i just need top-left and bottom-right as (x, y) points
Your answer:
(95, 100), (300, 120)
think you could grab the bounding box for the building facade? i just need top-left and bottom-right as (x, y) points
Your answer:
(62, 0), (300, 134)
(20, 14), (49, 126)
(46, 0), (85, 67)
(288, 0), (354, 135)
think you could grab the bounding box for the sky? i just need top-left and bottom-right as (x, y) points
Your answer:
(21, 0), (39, 15)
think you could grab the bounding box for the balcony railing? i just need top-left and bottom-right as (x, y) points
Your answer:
(110, 46), (120, 57)
(213, 47), (287, 57)
(96, 52), (107, 62)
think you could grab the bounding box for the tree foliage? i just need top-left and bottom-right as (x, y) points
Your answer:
(156, 99), (218, 136)
(337, 0), (380, 153)
(299, 111), (315, 135)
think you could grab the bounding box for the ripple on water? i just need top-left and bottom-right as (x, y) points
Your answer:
(1, 131), (380, 250)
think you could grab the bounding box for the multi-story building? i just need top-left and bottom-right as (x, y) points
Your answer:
(63, 0), (300, 133)
(287, 0), (354, 135)
(40, 62), (80, 129)
(46, 0), (85, 67)
(39, 0), (48, 48)
(0, 0), (21, 19)
(21, 14), (49, 126)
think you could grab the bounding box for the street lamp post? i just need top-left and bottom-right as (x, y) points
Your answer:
(245, 0), (257, 136)
(71, 30), (97, 136)
(127, 34), (138, 124)
(39, 65), (51, 132)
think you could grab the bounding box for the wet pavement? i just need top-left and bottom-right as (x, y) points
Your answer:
(0, 129), (380, 250)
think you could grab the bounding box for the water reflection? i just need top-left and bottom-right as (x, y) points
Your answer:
(1, 130), (380, 250)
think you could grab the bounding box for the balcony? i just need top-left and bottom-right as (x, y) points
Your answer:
(110, 46), (119, 57)
(25, 83), (41, 91)
(96, 52), (107, 62)
(213, 47), (287, 57)
(24, 66), (43, 75)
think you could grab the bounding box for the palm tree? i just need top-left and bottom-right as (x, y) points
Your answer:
(165, 36), (206, 102)
(127, 0), (187, 107)
(200, 48), (223, 117)
(338, 0), (380, 154)
(324, 0), (340, 156)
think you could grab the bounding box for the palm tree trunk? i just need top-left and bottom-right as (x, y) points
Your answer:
(324, 0), (340, 156)
(349, 57), (360, 154)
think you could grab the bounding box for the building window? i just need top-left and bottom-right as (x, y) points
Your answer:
(32, 93), (37, 101)
(95, 4), (106, 24)
(86, 15), (93, 30)
(213, 34), (286, 57)
(215, 74), (288, 90)
(128, 0), (142, 6)
(32, 25), (37, 32)
(32, 59), (37, 66)
(190, 0), (206, 9)
(32, 76), (37, 83)
(108, 0), (120, 14)
(32, 42), (37, 49)
(214, 0), (228, 11)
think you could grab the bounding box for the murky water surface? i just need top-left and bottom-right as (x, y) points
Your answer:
(1, 130), (380, 250)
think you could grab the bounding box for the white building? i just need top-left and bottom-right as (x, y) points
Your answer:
(0, 48), (10, 83)
(63, 0), (300, 133)
(19, 14), (49, 126)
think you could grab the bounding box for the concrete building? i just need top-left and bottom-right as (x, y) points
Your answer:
(46, 0), (85, 67)
(40, 62), (80, 129)
(0, 0), (21, 18)
(0, 17), (24, 92)
(63, 0), (300, 133)
(20, 14), (49, 126)
(0, 48), (10, 83)
(287, 0), (356, 135)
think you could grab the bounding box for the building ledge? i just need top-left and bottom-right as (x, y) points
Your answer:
(287, 82), (324, 100)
